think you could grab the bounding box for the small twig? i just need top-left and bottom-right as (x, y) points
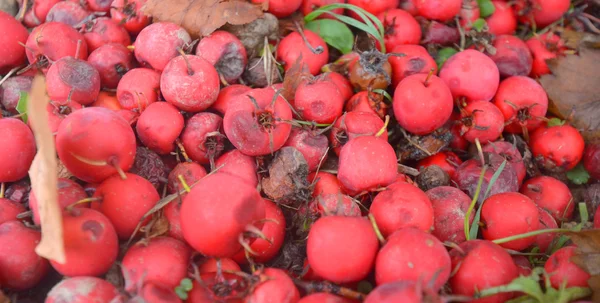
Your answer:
(400, 129), (432, 157)
(0, 66), (22, 87)
(577, 15), (600, 34)
(397, 163), (419, 176)
(293, 280), (366, 301)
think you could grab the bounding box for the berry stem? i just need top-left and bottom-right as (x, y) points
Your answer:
(294, 21), (324, 55)
(475, 138), (485, 168)
(177, 175), (191, 193)
(368, 213), (386, 245)
(0, 66), (21, 87)
(65, 196), (103, 210)
(175, 139), (191, 162)
(177, 48), (194, 76)
(423, 68), (435, 87)
(375, 115), (390, 137)
(109, 158), (127, 180)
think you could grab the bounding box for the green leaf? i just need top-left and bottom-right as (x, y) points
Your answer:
(436, 47), (458, 69)
(372, 89), (392, 102)
(472, 18), (487, 32)
(16, 92), (28, 123)
(480, 267), (592, 303)
(180, 278), (193, 291)
(304, 3), (386, 52)
(575, 202), (589, 230)
(477, 0), (496, 18)
(566, 163), (590, 185)
(305, 19), (354, 54)
(484, 160), (507, 199)
(547, 117), (566, 127)
(174, 286), (188, 300)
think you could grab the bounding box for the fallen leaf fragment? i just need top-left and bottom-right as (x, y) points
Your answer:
(540, 47), (600, 141)
(281, 55), (312, 102)
(143, 0), (264, 37)
(0, 290), (9, 303)
(261, 147), (311, 206)
(27, 74), (65, 264)
(567, 229), (600, 302)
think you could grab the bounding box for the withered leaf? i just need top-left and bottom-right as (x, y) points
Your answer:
(557, 28), (600, 50)
(261, 147), (311, 206)
(281, 55), (312, 102)
(540, 47), (600, 141)
(567, 229), (600, 301)
(396, 127), (452, 162)
(27, 74), (65, 264)
(0, 290), (9, 303)
(143, 0), (264, 38)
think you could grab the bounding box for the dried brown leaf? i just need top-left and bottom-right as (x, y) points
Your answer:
(0, 290), (9, 303)
(540, 47), (600, 141)
(143, 0), (264, 38)
(261, 147), (310, 206)
(557, 28), (600, 50)
(281, 55), (312, 101)
(567, 229), (600, 301)
(27, 74), (65, 264)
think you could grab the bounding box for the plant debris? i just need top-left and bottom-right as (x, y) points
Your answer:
(26, 74), (65, 264)
(143, 0), (264, 38)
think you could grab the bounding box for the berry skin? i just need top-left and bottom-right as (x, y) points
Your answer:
(515, 0), (570, 28)
(486, 1), (518, 35)
(133, 22), (192, 72)
(418, 151), (462, 178)
(520, 176), (574, 223)
(439, 49), (500, 103)
(378, 9), (422, 51)
(388, 44), (437, 88)
(459, 0), (480, 30)
(493, 76), (548, 134)
(526, 33), (565, 77)
(393, 73), (453, 135)
(277, 30), (329, 75)
(530, 124), (585, 171)
(0, 11), (29, 74)
(415, 0), (462, 22)
(583, 142), (600, 180)
(110, 0), (150, 35)
(160, 55), (220, 113)
(481, 192), (540, 251)
(459, 100), (505, 144)
(545, 246), (591, 289)
(252, 0), (302, 18)
(294, 76), (344, 124)
(489, 35), (533, 77)
(195, 30), (247, 83)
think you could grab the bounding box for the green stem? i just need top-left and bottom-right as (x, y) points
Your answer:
(464, 166), (487, 240)
(492, 229), (566, 245)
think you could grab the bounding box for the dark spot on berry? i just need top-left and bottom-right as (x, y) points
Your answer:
(82, 220), (104, 241)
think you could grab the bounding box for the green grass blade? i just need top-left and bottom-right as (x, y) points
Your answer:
(483, 160), (507, 199)
(320, 11), (385, 52)
(304, 3), (386, 52)
(467, 160), (507, 239)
